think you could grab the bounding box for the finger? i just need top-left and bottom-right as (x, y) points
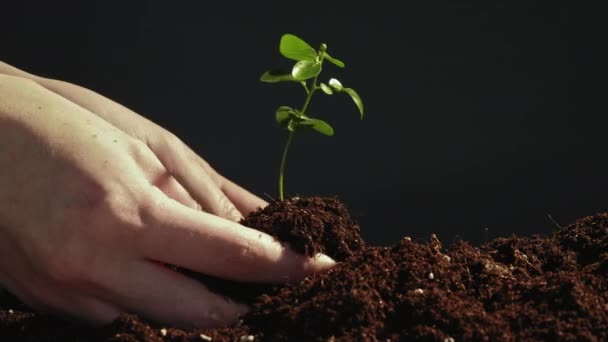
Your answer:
(186, 169), (243, 221)
(215, 175), (268, 216)
(179, 149), (267, 216)
(137, 189), (335, 283)
(97, 259), (248, 328)
(153, 172), (200, 211)
(171, 146), (266, 217)
(126, 140), (201, 212)
(155, 145), (244, 221)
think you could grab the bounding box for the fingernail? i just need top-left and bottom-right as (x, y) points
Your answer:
(313, 253), (337, 269)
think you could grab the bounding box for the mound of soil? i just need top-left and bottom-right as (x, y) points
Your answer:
(1, 196), (607, 341)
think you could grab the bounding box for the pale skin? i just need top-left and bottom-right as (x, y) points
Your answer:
(0, 61), (335, 328)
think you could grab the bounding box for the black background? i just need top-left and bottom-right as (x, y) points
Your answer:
(1, 2), (602, 246)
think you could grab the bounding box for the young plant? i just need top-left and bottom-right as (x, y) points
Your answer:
(261, 33), (364, 201)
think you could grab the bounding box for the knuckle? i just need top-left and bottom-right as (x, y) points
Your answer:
(76, 182), (153, 242)
(127, 139), (166, 180)
(87, 186), (140, 229)
(154, 133), (187, 174)
(109, 187), (163, 238)
(165, 132), (185, 148)
(134, 186), (166, 226)
(200, 158), (217, 178)
(128, 139), (154, 162)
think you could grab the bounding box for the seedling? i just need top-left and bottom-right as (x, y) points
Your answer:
(261, 33), (364, 201)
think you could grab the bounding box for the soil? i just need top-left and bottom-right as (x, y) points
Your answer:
(1, 196), (607, 341)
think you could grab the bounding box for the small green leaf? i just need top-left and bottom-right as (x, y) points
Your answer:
(323, 52), (345, 68)
(298, 117), (334, 136)
(320, 83), (333, 95)
(280, 34), (317, 62)
(328, 78), (343, 91)
(292, 60), (322, 80)
(260, 71), (297, 83)
(344, 88), (364, 118)
(308, 118), (335, 136)
(275, 106), (294, 125)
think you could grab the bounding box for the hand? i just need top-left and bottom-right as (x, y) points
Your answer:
(0, 61), (255, 222)
(0, 66), (335, 328)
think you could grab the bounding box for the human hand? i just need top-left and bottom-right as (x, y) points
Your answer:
(0, 70), (335, 327)
(0, 60), (257, 222)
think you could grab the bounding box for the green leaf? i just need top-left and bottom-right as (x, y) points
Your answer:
(292, 60), (322, 80)
(260, 71), (297, 83)
(298, 117), (334, 136)
(344, 88), (364, 118)
(280, 34), (317, 62)
(323, 52), (345, 68)
(320, 82), (333, 95)
(275, 106), (294, 125)
(307, 118), (335, 136)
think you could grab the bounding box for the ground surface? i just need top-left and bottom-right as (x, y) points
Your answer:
(1, 196), (607, 341)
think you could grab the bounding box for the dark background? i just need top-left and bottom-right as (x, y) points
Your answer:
(1, 2), (602, 246)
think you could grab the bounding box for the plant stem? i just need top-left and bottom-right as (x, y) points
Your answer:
(279, 80), (316, 201)
(300, 85), (316, 114)
(278, 44), (327, 201)
(278, 70), (320, 201)
(278, 130), (295, 201)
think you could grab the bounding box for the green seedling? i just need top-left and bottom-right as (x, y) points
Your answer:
(261, 33), (364, 201)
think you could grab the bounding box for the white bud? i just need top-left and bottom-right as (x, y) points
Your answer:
(329, 78), (343, 91)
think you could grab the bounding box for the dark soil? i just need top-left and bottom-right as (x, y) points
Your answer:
(1, 196), (607, 341)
